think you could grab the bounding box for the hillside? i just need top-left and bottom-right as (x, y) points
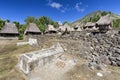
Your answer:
(72, 11), (120, 27)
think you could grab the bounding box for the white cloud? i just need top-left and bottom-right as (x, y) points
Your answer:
(49, 2), (62, 9)
(75, 2), (85, 12)
(47, 0), (67, 13)
(47, 0), (88, 13)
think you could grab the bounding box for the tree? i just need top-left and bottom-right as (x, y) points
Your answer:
(18, 24), (27, 40)
(6, 19), (10, 22)
(113, 19), (120, 28)
(53, 22), (59, 28)
(0, 19), (5, 30)
(101, 11), (109, 16)
(36, 16), (56, 32)
(13, 21), (20, 30)
(87, 15), (100, 22)
(38, 16), (53, 25)
(25, 16), (36, 24)
(38, 24), (46, 33)
(63, 21), (69, 25)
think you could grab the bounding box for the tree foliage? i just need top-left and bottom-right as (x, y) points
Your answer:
(87, 15), (100, 22)
(25, 16), (36, 24)
(101, 11), (111, 16)
(0, 19), (5, 30)
(13, 21), (20, 30)
(113, 19), (120, 28)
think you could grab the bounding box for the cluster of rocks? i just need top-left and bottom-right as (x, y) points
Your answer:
(84, 30), (120, 69)
(61, 29), (120, 69)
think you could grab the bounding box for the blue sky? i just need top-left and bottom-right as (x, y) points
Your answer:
(0, 0), (120, 24)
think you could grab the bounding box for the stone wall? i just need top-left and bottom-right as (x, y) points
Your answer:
(61, 29), (120, 69)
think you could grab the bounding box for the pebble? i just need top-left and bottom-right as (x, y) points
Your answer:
(97, 72), (103, 77)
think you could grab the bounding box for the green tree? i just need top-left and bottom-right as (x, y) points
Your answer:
(18, 24), (27, 40)
(63, 21), (69, 25)
(38, 24), (46, 33)
(113, 19), (120, 28)
(101, 11), (109, 16)
(25, 16), (36, 24)
(53, 22), (59, 28)
(6, 19), (10, 22)
(87, 15), (100, 22)
(38, 16), (52, 25)
(13, 21), (20, 30)
(0, 19), (5, 30)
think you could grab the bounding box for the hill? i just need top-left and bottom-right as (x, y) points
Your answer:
(72, 11), (120, 27)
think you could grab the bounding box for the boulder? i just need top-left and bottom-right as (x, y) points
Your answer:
(111, 61), (117, 66)
(116, 61), (120, 67)
(114, 48), (120, 54)
(100, 55), (111, 65)
(109, 56), (116, 61)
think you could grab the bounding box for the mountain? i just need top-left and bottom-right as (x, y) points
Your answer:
(72, 11), (120, 27)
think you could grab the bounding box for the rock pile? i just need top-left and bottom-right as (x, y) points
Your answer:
(84, 30), (120, 69)
(58, 29), (120, 69)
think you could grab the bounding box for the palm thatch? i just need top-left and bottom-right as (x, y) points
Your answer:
(96, 14), (112, 32)
(96, 14), (112, 25)
(74, 23), (82, 31)
(45, 24), (57, 33)
(59, 24), (71, 32)
(0, 22), (18, 34)
(25, 23), (41, 35)
(85, 22), (95, 27)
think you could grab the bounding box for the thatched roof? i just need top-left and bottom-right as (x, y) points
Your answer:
(74, 26), (82, 31)
(0, 22), (18, 34)
(96, 14), (112, 25)
(45, 25), (57, 32)
(85, 22), (95, 27)
(74, 23), (82, 31)
(25, 23), (41, 34)
(59, 24), (71, 31)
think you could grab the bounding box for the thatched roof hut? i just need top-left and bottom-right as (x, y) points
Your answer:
(96, 14), (112, 25)
(83, 22), (99, 33)
(74, 23), (82, 31)
(0, 22), (19, 34)
(45, 24), (57, 33)
(0, 22), (19, 39)
(25, 23), (41, 35)
(59, 24), (71, 32)
(96, 14), (112, 32)
(85, 22), (95, 27)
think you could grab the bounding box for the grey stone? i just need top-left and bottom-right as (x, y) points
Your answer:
(100, 55), (111, 65)
(114, 48), (120, 54)
(109, 56), (116, 61)
(116, 57), (120, 61)
(117, 61), (120, 67)
(96, 65), (102, 70)
(112, 53), (120, 57)
(111, 61), (117, 66)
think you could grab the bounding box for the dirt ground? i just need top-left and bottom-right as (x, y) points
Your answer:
(28, 53), (120, 80)
(28, 53), (76, 80)
(0, 38), (120, 80)
(0, 40), (38, 80)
